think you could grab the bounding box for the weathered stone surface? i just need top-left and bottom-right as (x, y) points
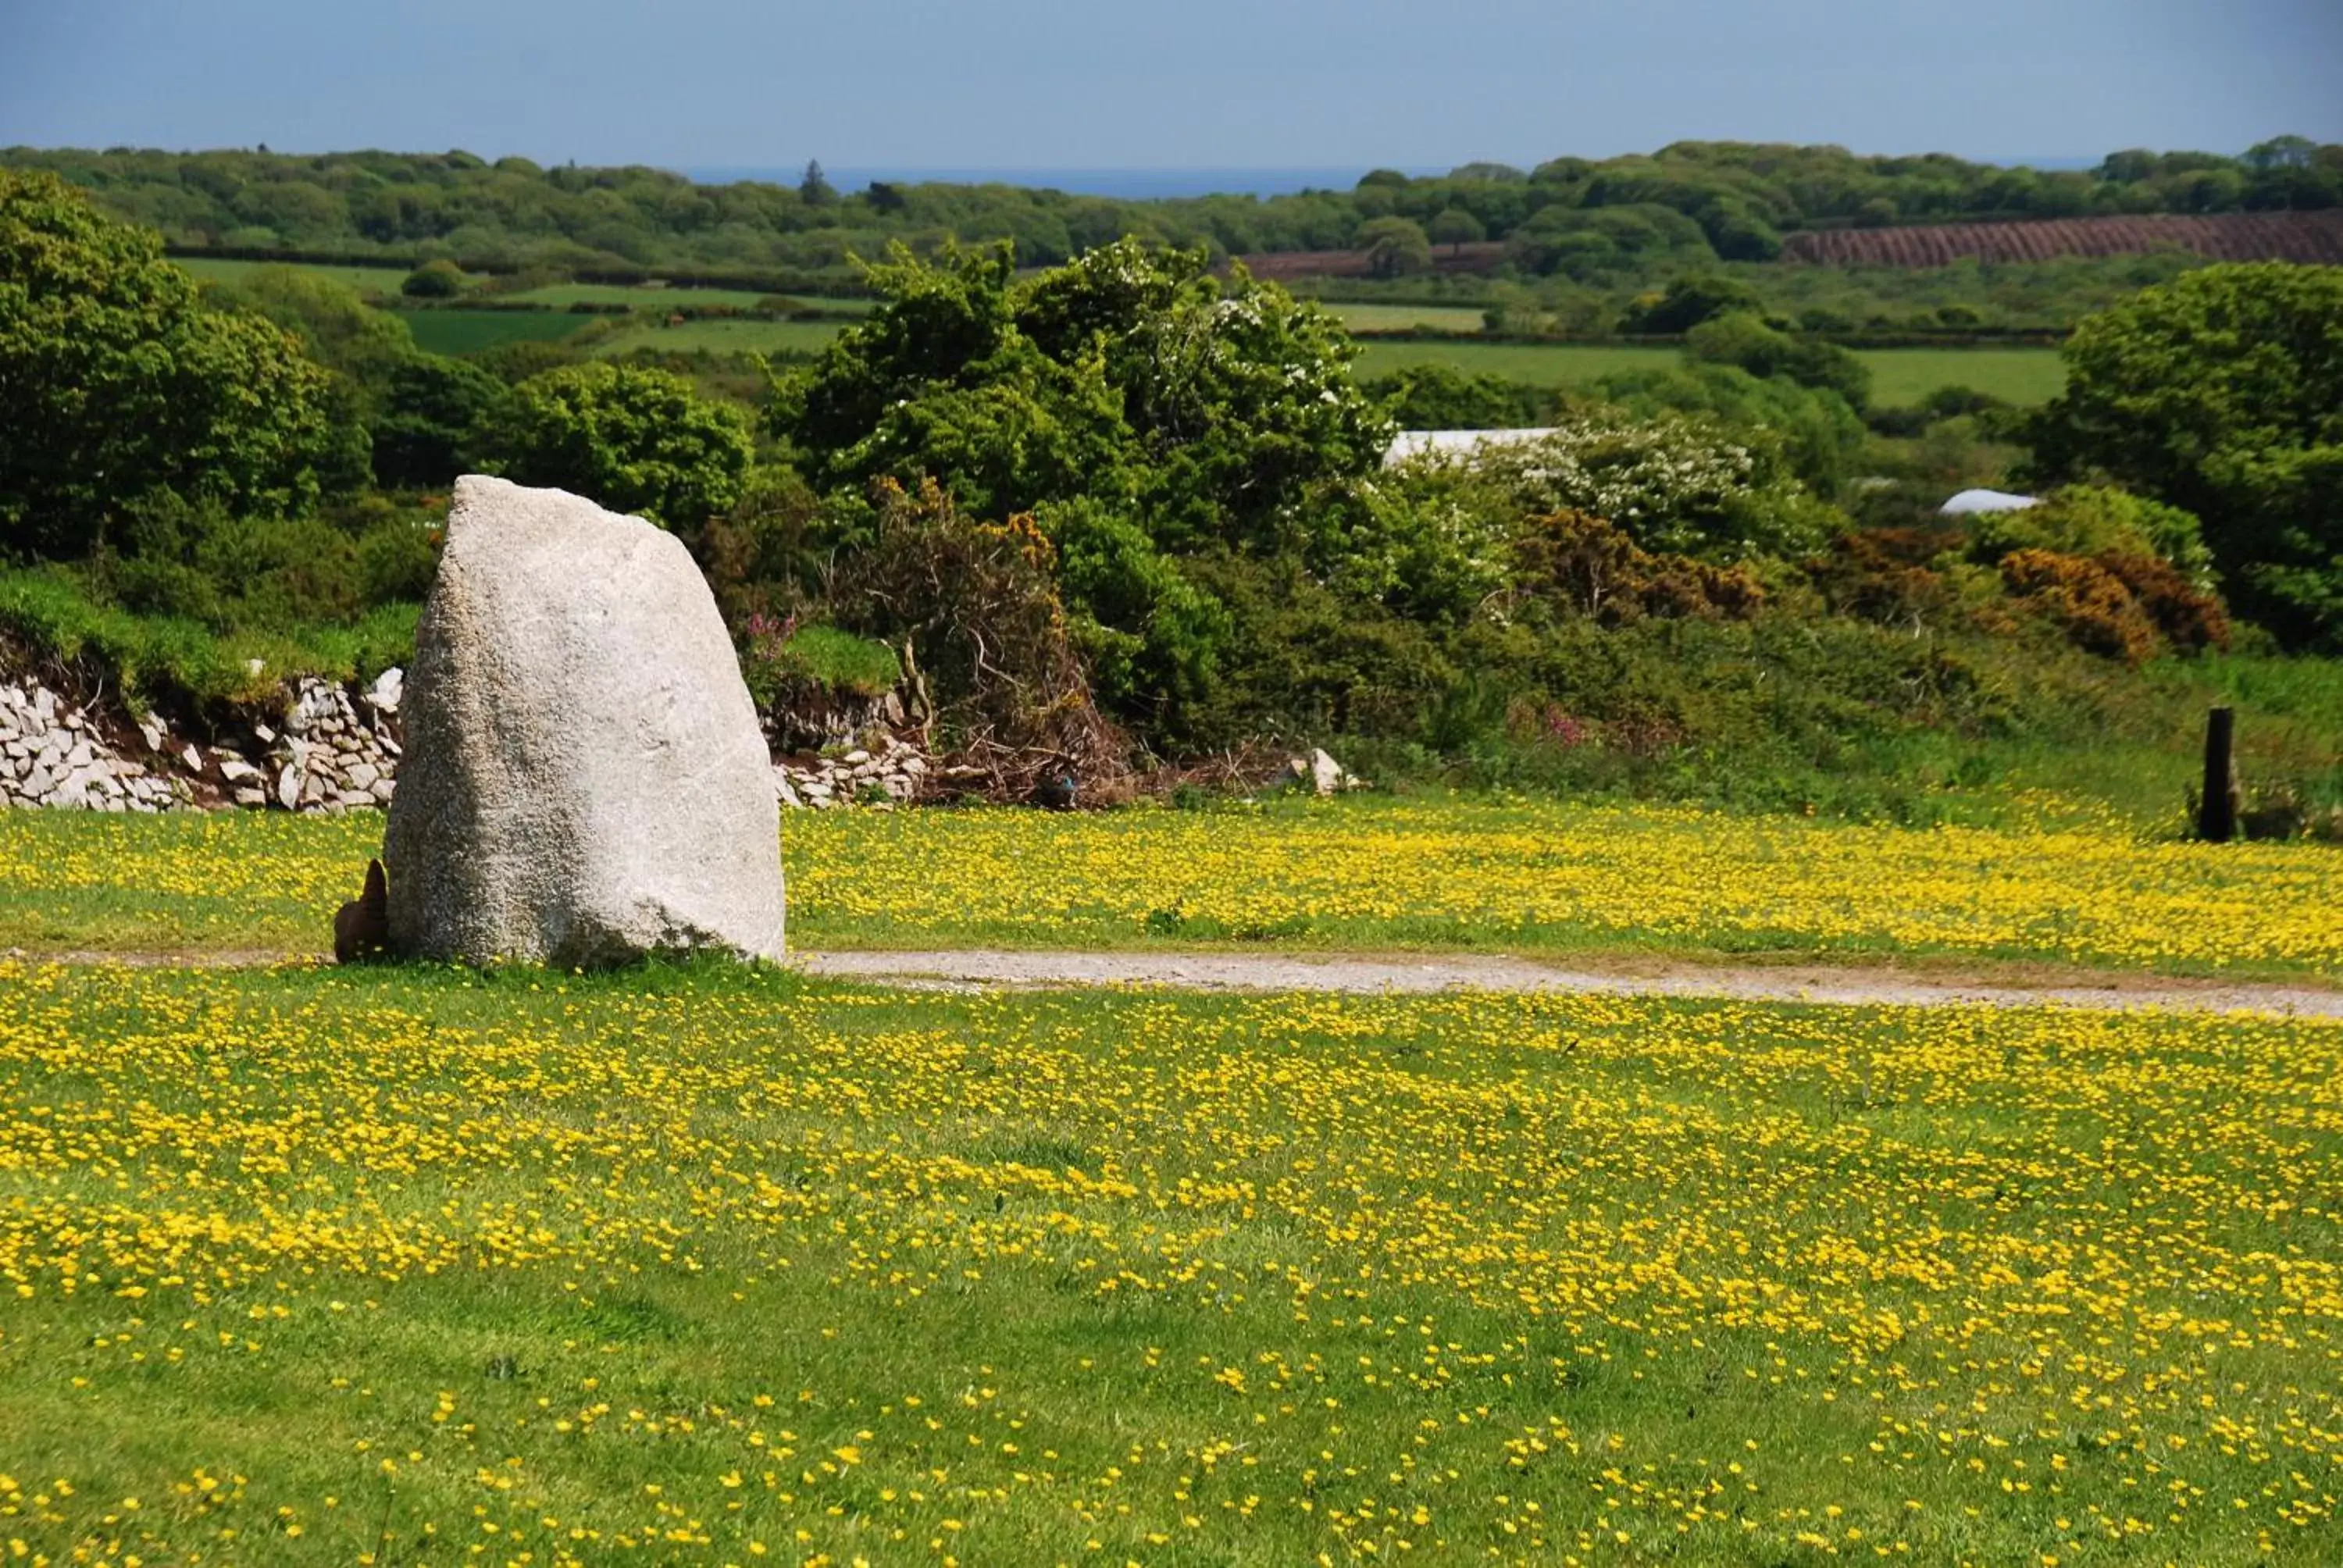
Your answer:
(383, 476), (785, 967)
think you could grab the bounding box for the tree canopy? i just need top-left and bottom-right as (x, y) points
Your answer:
(2028, 262), (2343, 645)
(479, 362), (755, 533)
(0, 168), (334, 560)
(9, 138), (2334, 287)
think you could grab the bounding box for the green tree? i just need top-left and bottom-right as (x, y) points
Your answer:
(1355, 216), (1433, 278)
(1684, 312), (1872, 411)
(480, 362), (754, 532)
(1428, 208), (1485, 254)
(400, 258), (466, 298)
(1617, 273), (1764, 333)
(771, 240), (1392, 736)
(372, 355), (507, 490)
(0, 169), (333, 560)
(2027, 262), (2343, 643)
(211, 265), (415, 386)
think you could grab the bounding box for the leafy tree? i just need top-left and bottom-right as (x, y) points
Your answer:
(771, 240), (1392, 736)
(372, 355), (507, 490)
(479, 362), (754, 532)
(0, 168), (333, 560)
(1593, 362), (1868, 498)
(2027, 262), (2343, 643)
(800, 159), (836, 206)
(1355, 216), (1433, 278)
(1364, 365), (1550, 430)
(400, 258), (466, 298)
(1684, 312), (1872, 412)
(1428, 208), (1486, 253)
(210, 264), (415, 387)
(1617, 273), (1764, 333)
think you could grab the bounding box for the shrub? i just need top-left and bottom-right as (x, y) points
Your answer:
(1364, 364), (1550, 430)
(829, 479), (1126, 785)
(0, 169), (335, 559)
(1616, 273), (1763, 334)
(1809, 526), (1960, 625)
(1403, 408), (1839, 561)
(2095, 552), (2231, 653)
(478, 362), (754, 532)
(1969, 483), (2211, 577)
(401, 259), (466, 298)
(1684, 312), (1872, 412)
(1999, 548), (2159, 664)
(1510, 511), (1766, 626)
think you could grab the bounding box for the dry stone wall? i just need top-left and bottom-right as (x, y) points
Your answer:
(773, 736), (929, 810)
(0, 679), (180, 811)
(6, 660), (939, 817)
(1, 668), (403, 815)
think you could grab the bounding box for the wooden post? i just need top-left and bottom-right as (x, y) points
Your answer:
(2199, 706), (2237, 843)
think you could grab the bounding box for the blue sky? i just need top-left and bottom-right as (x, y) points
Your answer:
(3, 0), (2338, 173)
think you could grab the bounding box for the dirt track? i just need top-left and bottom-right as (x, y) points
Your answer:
(16, 945), (2338, 1016)
(796, 949), (2343, 1017)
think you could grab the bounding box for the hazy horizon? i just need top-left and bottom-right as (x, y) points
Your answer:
(4, 2), (2336, 174)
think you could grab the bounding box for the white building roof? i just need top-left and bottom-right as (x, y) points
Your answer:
(1938, 487), (2042, 516)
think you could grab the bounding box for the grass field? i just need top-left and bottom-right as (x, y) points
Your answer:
(1355, 340), (2068, 406)
(584, 316), (846, 358)
(1322, 302), (1490, 334)
(162, 255), (2066, 404)
(169, 255), (421, 297)
(501, 282), (875, 314)
(1, 959), (2334, 1565)
(401, 309), (591, 357)
(3, 797), (2337, 976)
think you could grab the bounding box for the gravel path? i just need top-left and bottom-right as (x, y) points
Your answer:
(13, 944), (2338, 1017)
(797, 949), (2343, 1017)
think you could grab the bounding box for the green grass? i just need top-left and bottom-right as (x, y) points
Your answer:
(1321, 301), (1489, 334)
(400, 308), (590, 356)
(1357, 340), (2067, 405)
(585, 316), (845, 357)
(1, 960), (2334, 1565)
(501, 282), (875, 314)
(1856, 346), (2068, 406)
(3, 793), (2337, 978)
(1355, 340), (1678, 388)
(169, 255), (421, 297)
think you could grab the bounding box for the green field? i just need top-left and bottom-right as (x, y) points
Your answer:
(2, 958), (2335, 1566)
(1321, 301), (1489, 333)
(400, 308), (591, 356)
(169, 254), (422, 297)
(5, 796), (2338, 978)
(501, 281), (875, 313)
(1358, 340), (2068, 406)
(585, 315), (846, 357)
(162, 255), (2066, 404)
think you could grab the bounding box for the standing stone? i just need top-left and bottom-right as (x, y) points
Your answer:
(383, 476), (785, 966)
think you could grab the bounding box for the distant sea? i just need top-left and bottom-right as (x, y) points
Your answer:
(681, 166), (1439, 198)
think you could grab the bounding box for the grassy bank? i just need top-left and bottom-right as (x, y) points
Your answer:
(1, 960), (2334, 1564)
